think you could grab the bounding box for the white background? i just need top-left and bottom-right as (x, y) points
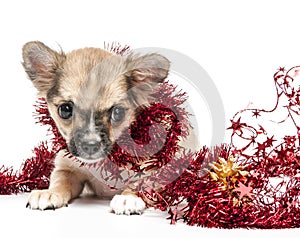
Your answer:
(0, 0), (300, 237)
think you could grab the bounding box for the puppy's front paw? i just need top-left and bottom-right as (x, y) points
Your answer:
(110, 194), (146, 215)
(26, 189), (69, 210)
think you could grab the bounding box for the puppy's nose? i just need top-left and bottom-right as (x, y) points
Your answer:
(81, 141), (101, 155)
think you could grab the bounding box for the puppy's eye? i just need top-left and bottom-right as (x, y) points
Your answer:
(58, 102), (73, 120)
(111, 106), (125, 124)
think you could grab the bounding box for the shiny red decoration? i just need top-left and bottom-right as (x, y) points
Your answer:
(145, 66), (300, 228)
(0, 43), (300, 228)
(0, 142), (55, 195)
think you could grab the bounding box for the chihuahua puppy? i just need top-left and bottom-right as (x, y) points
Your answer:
(23, 41), (197, 215)
(22, 41), (171, 214)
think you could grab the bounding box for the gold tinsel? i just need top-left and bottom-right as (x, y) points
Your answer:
(208, 156), (251, 205)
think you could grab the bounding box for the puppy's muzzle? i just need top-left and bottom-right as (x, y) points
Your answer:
(69, 126), (112, 162)
(81, 140), (101, 156)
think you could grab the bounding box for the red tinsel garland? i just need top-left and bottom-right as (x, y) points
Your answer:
(0, 142), (55, 195)
(144, 66), (300, 228)
(1, 43), (300, 229)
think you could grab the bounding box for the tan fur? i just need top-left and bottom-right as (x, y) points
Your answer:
(56, 48), (113, 100)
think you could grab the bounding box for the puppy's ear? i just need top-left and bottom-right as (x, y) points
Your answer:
(22, 41), (65, 94)
(125, 53), (170, 106)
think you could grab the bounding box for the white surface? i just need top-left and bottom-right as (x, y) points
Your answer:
(1, 0), (300, 236)
(0, 194), (298, 238)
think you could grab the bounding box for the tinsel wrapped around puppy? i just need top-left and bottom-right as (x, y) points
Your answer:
(21, 41), (201, 215)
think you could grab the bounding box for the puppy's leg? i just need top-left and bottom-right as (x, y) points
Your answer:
(27, 151), (85, 210)
(110, 189), (146, 215)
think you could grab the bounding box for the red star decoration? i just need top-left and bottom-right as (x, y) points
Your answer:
(278, 67), (285, 72)
(235, 182), (253, 199)
(256, 142), (267, 152)
(252, 110), (261, 118)
(274, 146), (287, 160)
(227, 117), (246, 133)
(265, 136), (276, 147)
(251, 171), (260, 179)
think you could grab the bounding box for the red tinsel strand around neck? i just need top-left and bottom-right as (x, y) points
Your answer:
(105, 82), (191, 170)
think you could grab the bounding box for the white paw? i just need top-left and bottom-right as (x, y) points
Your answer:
(110, 194), (146, 215)
(26, 189), (69, 210)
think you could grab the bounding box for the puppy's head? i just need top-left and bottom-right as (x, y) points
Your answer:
(22, 41), (170, 163)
